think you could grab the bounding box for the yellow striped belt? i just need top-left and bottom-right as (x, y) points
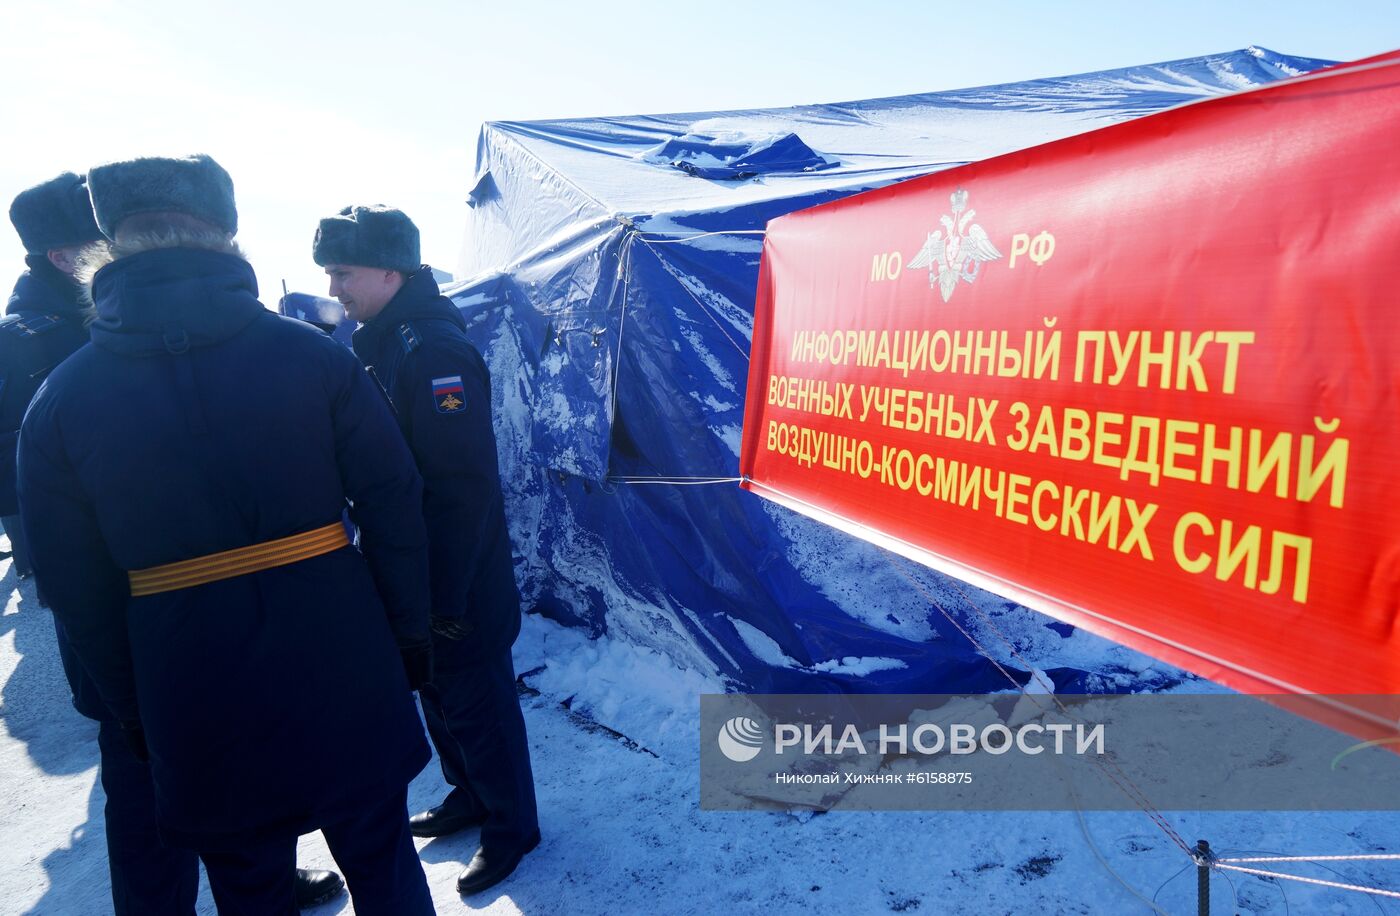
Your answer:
(128, 523), (349, 597)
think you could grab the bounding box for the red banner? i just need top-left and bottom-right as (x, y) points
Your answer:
(741, 56), (1400, 711)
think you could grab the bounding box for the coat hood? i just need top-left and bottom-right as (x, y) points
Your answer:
(6, 258), (88, 321)
(87, 247), (267, 356)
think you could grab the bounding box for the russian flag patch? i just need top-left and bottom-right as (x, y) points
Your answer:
(432, 375), (466, 413)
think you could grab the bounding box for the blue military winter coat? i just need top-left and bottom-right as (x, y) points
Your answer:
(0, 262), (91, 516)
(351, 267), (521, 657)
(2, 262), (106, 720)
(19, 247), (432, 850)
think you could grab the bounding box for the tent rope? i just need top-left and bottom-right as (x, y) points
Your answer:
(1219, 855), (1400, 864)
(891, 562), (1196, 858)
(631, 233), (752, 362)
(606, 476), (743, 486)
(636, 229), (767, 243)
(1212, 863), (1400, 899)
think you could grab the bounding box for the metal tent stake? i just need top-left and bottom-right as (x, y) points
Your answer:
(1195, 839), (1213, 916)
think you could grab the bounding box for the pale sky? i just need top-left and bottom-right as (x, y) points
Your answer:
(3, 0), (1397, 300)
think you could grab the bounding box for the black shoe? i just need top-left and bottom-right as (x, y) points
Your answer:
(456, 831), (541, 896)
(295, 868), (344, 909)
(409, 801), (486, 838)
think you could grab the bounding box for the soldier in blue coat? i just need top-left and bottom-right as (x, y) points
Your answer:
(2, 172), (96, 579)
(5, 172), (351, 914)
(19, 155), (436, 915)
(314, 205), (539, 896)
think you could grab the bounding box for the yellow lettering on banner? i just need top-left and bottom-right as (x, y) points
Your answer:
(1173, 512), (1213, 573)
(972, 331), (996, 377)
(1137, 331), (1174, 389)
(1297, 430), (1349, 509)
(873, 332), (890, 369)
(821, 433), (842, 470)
(1106, 331), (1139, 386)
(1034, 328), (1062, 381)
(871, 252), (902, 282)
(888, 388), (907, 429)
(1061, 409), (1091, 461)
(1029, 231), (1056, 266)
(1060, 486), (1088, 540)
(1175, 331), (1212, 392)
(1087, 492), (1120, 549)
(915, 454), (934, 496)
(936, 457), (958, 503)
(1029, 406), (1058, 457)
(958, 464), (982, 510)
(945, 396), (968, 440)
(895, 449), (917, 491)
(905, 390), (926, 435)
(1120, 416), (1162, 486)
(1005, 474), (1032, 525)
(1216, 518), (1261, 590)
(1075, 331), (1106, 384)
(1009, 233), (1031, 268)
(880, 446), (897, 487)
(891, 331), (911, 376)
(1007, 402), (1030, 451)
(951, 331), (974, 376)
(929, 330), (951, 373)
(972, 398), (998, 445)
(1260, 531), (1312, 603)
(910, 332), (930, 375)
(1163, 419), (1199, 482)
(1200, 424), (1242, 489)
(1120, 499), (1157, 560)
(858, 331), (877, 367)
(997, 331), (1027, 378)
(1031, 480), (1058, 531)
(1092, 411), (1124, 469)
(982, 470), (1006, 518)
(1214, 331), (1254, 395)
(1246, 429), (1291, 498)
(856, 441), (875, 479)
(859, 385), (876, 422)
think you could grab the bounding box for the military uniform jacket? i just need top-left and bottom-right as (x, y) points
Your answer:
(19, 248), (432, 849)
(0, 264), (90, 516)
(351, 267), (521, 657)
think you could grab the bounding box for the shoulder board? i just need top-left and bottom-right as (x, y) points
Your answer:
(1, 313), (62, 338)
(397, 322), (421, 355)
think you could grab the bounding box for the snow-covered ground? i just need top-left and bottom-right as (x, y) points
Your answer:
(3, 552), (1397, 915)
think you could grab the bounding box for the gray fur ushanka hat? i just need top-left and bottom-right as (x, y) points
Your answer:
(86, 153), (237, 239)
(8, 171), (103, 255)
(312, 205), (421, 274)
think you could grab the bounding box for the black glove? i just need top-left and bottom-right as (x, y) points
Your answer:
(120, 721), (150, 763)
(400, 643), (434, 692)
(430, 615), (472, 641)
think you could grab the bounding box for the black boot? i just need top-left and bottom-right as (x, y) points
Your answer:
(456, 831), (540, 896)
(295, 868), (344, 909)
(409, 800), (486, 838)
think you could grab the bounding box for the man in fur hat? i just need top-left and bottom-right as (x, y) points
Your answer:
(1, 172), (100, 579)
(314, 205), (539, 896)
(6, 170), (347, 914)
(18, 155), (437, 915)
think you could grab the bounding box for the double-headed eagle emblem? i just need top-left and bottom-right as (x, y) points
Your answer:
(908, 189), (1002, 303)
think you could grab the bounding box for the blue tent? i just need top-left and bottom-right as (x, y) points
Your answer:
(444, 48), (1331, 694)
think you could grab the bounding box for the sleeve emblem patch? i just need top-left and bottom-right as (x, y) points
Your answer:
(432, 375), (466, 413)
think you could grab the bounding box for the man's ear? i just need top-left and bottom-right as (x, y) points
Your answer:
(47, 246), (81, 275)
